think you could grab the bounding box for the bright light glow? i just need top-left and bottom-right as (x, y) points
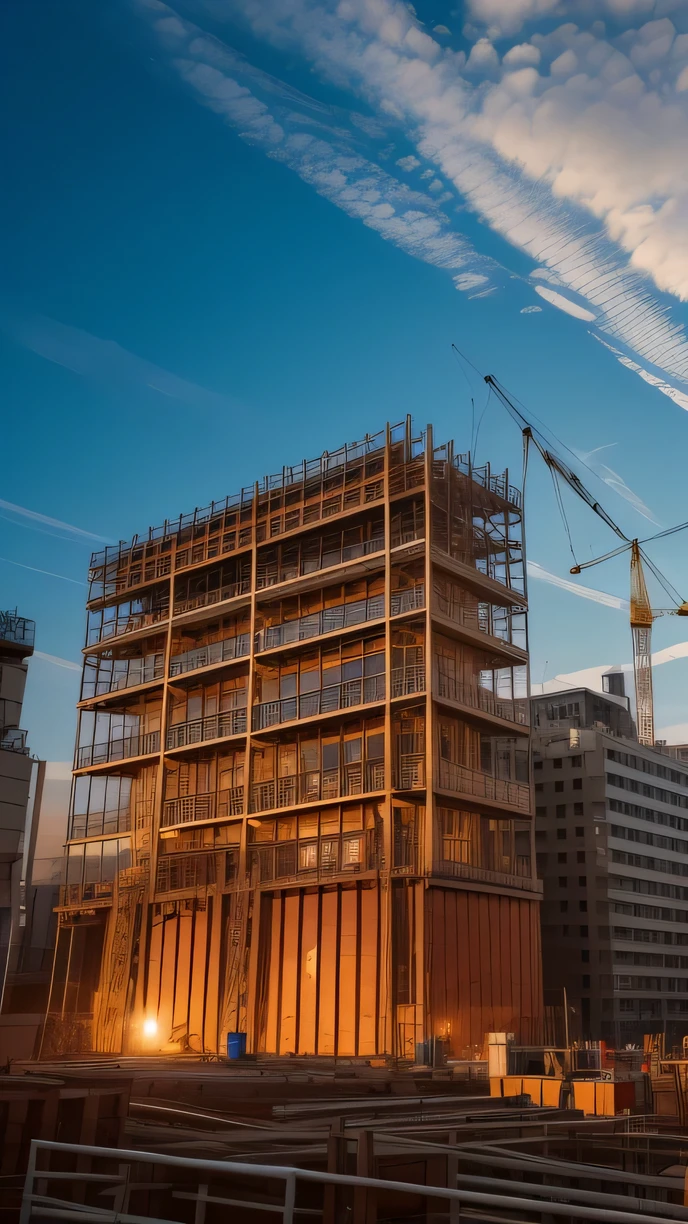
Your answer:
(143, 1018), (158, 1037)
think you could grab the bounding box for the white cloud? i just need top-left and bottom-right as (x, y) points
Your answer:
(503, 42), (542, 67)
(520, 303), (542, 312)
(467, 0), (561, 38)
(576, 443), (660, 525)
(34, 652), (82, 672)
(532, 639), (688, 699)
(465, 37), (500, 70)
(396, 154), (420, 169)
(454, 272), (489, 290)
(527, 559), (629, 609)
(534, 285), (597, 321)
(433, 24), (451, 35)
(592, 334), (688, 411)
(0, 556), (87, 585)
(656, 722), (688, 744)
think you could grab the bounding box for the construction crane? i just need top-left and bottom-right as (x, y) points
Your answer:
(480, 372), (688, 748)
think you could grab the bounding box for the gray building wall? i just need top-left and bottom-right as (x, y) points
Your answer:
(534, 687), (688, 1048)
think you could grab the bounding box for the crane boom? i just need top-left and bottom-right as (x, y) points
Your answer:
(630, 541), (655, 747)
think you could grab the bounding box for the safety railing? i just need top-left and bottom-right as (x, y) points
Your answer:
(155, 852), (215, 893)
(394, 753), (425, 789)
(82, 654), (165, 698)
(161, 787), (244, 826)
(432, 858), (541, 892)
(250, 760), (385, 811)
(435, 674), (529, 725)
(249, 830), (379, 885)
(256, 537), (385, 590)
(77, 730), (160, 768)
(391, 663), (425, 697)
(87, 607), (169, 646)
(390, 584), (424, 615)
(255, 594), (385, 652)
(166, 707), (247, 749)
(253, 674), (385, 730)
(0, 728), (29, 754)
(0, 610), (35, 649)
(169, 633), (250, 676)
(256, 479), (385, 542)
(436, 760), (531, 811)
(173, 578), (250, 616)
(106, 554), (172, 598)
(58, 881), (114, 907)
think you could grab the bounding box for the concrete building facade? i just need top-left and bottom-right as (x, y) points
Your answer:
(47, 421), (542, 1058)
(534, 685), (688, 1047)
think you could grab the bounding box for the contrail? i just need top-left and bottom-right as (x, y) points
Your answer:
(0, 555), (87, 585)
(33, 651), (81, 672)
(527, 560), (628, 611)
(0, 498), (111, 544)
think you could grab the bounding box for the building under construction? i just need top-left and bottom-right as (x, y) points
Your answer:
(47, 420), (542, 1058)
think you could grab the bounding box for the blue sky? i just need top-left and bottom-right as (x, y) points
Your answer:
(3, 0), (688, 761)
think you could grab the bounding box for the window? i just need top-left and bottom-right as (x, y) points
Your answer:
(560, 901), (568, 913)
(574, 802), (584, 816)
(562, 925), (569, 935)
(575, 827), (584, 837)
(558, 852), (567, 863)
(536, 853), (548, 871)
(573, 778), (582, 790)
(553, 759), (563, 770)
(571, 756), (582, 767)
(557, 829), (566, 840)
(579, 900), (588, 912)
(536, 806), (546, 817)
(556, 804), (566, 819)
(577, 850), (586, 863)
(535, 783), (544, 793)
(555, 781), (564, 793)
(582, 949), (590, 963)
(534, 760), (543, 771)
(582, 975), (591, 989)
(580, 924), (588, 936)
(579, 875), (586, 886)
(559, 876), (568, 888)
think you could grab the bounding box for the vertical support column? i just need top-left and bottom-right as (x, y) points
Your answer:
(379, 423), (393, 1055)
(423, 424), (435, 878)
(243, 480), (260, 1051)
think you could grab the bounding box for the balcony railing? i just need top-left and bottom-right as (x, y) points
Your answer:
(173, 579), (251, 617)
(391, 585), (425, 616)
(432, 858), (540, 892)
(175, 530), (252, 571)
(255, 595), (385, 652)
(391, 664), (425, 697)
(77, 730), (160, 768)
(0, 728), (29, 754)
(394, 753), (426, 789)
(166, 707), (247, 749)
(169, 633), (250, 677)
(107, 555), (172, 598)
(256, 481), (385, 543)
(436, 760), (531, 812)
(248, 830), (380, 885)
(0, 611), (35, 650)
(88, 608), (169, 646)
(253, 675), (385, 730)
(250, 759), (385, 812)
(162, 786), (244, 826)
(156, 852), (215, 893)
(435, 675), (529, 725)
(83, 655), (165, 698)
(59, 881), (113, 907)
(256, 537), (385, 590)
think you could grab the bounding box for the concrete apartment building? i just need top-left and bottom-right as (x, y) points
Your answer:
(534, 684), (688, 1047)
(0, 609), (36, 993)
(47, 420), (542, 1059)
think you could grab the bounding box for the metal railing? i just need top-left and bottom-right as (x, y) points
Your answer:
(156, 852), (215, 893)
(169, 633), (250, 676)
(166, 707), (247, 749)
(256, 536), (385, 590)
(436, 760), (531, 811)
(256, 480), (385, 542)
(391, 663), (425, 697)
(435, 674), (528, 725)
(249, 830), (379, 885)
(107, 554), (172, 597)
(173, 578), (250, 616)
(253, 674), (385, 730)
(250, 760), (385, 811)
(88, 607), (168, 646)
(0, 610), (35, 649)
(83, 655), (164, 698)
(59, 881), (114, 907)
(162, 787), (244, 826)
(432, 858), (541, 892)
(0, 727), (29, 754)
(395, 753), (426, 789)
(390, 584), (424, 615)
(255, 594), (384, 652)
(77, 730), (160, 768)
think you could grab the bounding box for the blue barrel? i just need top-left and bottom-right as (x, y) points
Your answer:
(227, 1031), (247, 1059)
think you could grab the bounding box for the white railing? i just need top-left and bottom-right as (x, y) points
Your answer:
(169, 633), (250, 676)
(77, 730), (160, 768)
(166, 707), (247, 748)
(253, 674), (385, 730)
(255, 594), (384, 651)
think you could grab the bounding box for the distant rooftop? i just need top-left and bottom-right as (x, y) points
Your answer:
(0, 609), (35, 656)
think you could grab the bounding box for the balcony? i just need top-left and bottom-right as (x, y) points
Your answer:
(250, 759), (385, 811)
(88, 607), (169, 647)
(173, 579), (251, 617)
(256, 480), (385, 543)
(169, 633), (250, 677)
(256, 537), (385, 591)
(391, 585), (425, 616)
(156, 852), (215, 893)
(0, 728), (29, 755)
(435, 675), (528, 726)
(162, 787), (244, 827)
(175, 529), (252, 571)
(252, 675), (385, 730)
(107, 554), (172, 599)
(166, 707), (247, 749)
(249, 830), (380, 885)
(391, 664), (425, 698)
(0, 610), (35, 653)
(77, 730), (160, 768)
(432, 858), (541, 893)
(255, 594), (384, 652)
(83, 655), (165, 699)
(59, 881), (113, 908)
(395, 754), (426, 790)
(436, 760), (531, 812)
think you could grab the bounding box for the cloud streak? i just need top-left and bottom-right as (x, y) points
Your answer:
(0, 556), (87, 585)
(0, 499), (111, 545)
(527, 559), (629, 610)
(33, 651), (82, 673)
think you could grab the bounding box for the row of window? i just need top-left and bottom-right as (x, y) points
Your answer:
(611, 848), (688, 878)
(535, 779), (583, 792)
(536, 851), (587, 866)
(606, 747), (688, 791)
(614, 926), (688, 946)
(610, 822), (688, 857)
(607, 771), (688, 810)
(614, 950), (688, 969)
(610, 873), (688, 902)
(534, 755), (582, 769)
(536, 803), (584, 818)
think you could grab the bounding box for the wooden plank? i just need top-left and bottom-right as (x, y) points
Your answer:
(279, 892), (299, 1053)
(455, 888), (470, 1054)
(298, 891), (319, 1055)
(318, 888), (338, 1055)
(188, 905), (208, 1053)
(359, 885), (379, 1055)
(338, 887), (357, 1055)
(444, 889), (459, 1057)
(172, 911), (192, 1034)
